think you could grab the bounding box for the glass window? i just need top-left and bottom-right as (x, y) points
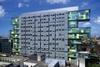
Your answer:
(68, 28), (79, 33)
(68, 34), (76, 39)
(76, 34), (79, 39)
(68, 9), (90, 21)
(78, 10), (90, 20)
(68, 21), (78, 28)
(68, 33), (88, 39)
(68, 11), (78, 20)
(68, 27), (91, 33)
(69, 40), (81, 44)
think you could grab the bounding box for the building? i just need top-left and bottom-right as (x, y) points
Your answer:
(0, 37), (12, 55)
(10, 17), (20, 55)
(0, 62), (12, 67)
(0, 55), (60, 67)
(23, 57), (48, 67)
(19, 7), (79, 60)
(0, 56), (28, 67)
(11, 6), (91, 66)
(67, 10), (91, 63)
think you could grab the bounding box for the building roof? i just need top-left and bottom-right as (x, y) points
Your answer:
(78, 51), (90, 54)
(0, 62), (11, 66)
(34, 62), (48, 67)
(0, 55), (28, 63)
(45, 58), (66, 66)
(20, 6), (79, 16)
(24, 59), (47, 67)
(24, 61), (37, 67)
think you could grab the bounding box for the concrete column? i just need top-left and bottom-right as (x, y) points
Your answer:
(79, 58), (85, 67)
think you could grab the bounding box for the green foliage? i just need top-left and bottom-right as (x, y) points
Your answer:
(88, 64), (100, 67)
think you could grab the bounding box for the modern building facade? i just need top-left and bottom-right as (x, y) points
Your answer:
(16, 6), (91, 66)
(10, 17), (20, 55)
(67, 10), (91, 63)
(19, 7), (79, 60)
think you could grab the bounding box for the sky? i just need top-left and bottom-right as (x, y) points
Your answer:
(0, 0), (100, 37)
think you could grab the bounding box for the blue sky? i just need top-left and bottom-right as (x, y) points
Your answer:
(0, 0), (100, 37)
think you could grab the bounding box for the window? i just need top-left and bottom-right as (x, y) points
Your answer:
(68, 9), (90, 21)
(78, 10), (90, 20)
(68, 11), (78, 20)
(68, 34), (76, 39)
(68, 21), (78, 28)
(68, 28), (79, 33)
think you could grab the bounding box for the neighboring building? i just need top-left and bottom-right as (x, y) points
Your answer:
(0, 62), (12, 67)
(0, 37), (12, 55)
(0, 56), (28, 67)
(78, 51), (90, 67)
(23, 54), (59, 67)
(23, 59), (48, 67)
(0, 55), (59, 67)
(10, 17), (20, 55)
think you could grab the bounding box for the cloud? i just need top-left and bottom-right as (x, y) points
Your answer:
(18, 3), (23, 8)
(81, 2), (88, 7)
(91, 26), (100, 37)
(83, 22), (91, 26)
(0, 5), (6, 17)
(18, 2), (29, 8)
(79, 22), (91, 27)
(94, 16), (100, 24)
(46, 0), (69, 4)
